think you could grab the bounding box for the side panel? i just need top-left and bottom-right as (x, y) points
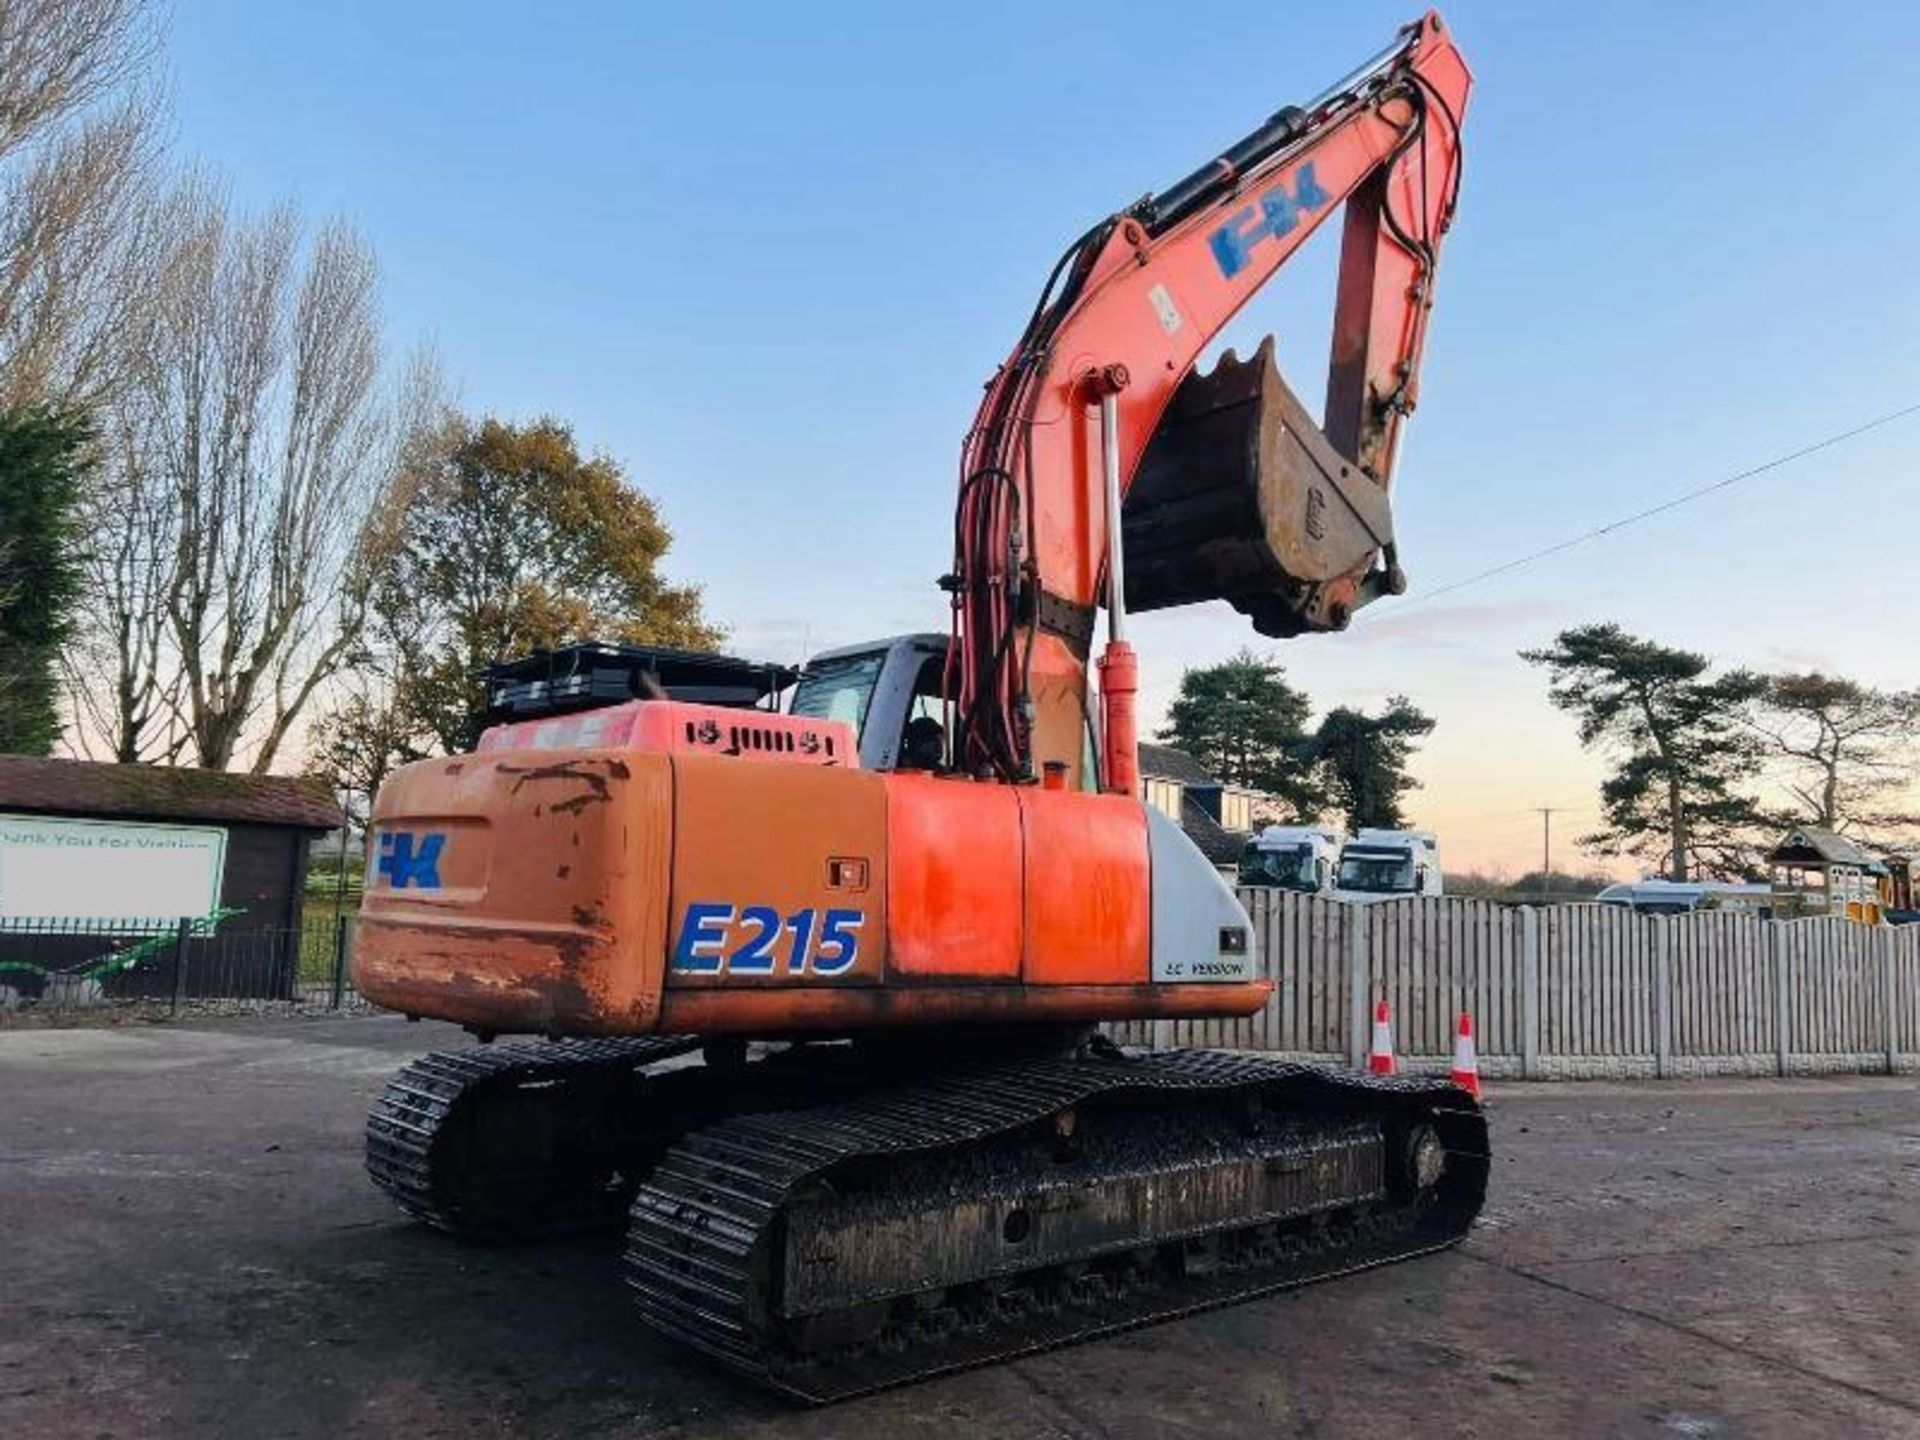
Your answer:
(1018, 789), (1150, 985)
(1146, 806), (1259, 983)
(886, 773), (1023, 981)
(667, 755), (888, 987)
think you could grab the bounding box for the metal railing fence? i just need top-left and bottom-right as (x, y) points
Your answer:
(0, 913), (365, 1018)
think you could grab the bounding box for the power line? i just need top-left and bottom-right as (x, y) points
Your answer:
(1435, 798), (1596, 830)
(1367, 399), (1920, 617)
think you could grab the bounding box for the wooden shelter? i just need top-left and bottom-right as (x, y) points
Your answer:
(1767, 826), (1888, 924)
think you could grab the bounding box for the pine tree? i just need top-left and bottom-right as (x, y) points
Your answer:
(1160, 650), (1324, 815)
(1523, 624), (1770, 880)
(1314, 696), (1435, 831)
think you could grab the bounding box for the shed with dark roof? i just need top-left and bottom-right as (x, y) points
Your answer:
(0, 755), (339, 939)
(1178, 793), (1245, 868)
(1136, 743), (1220, 788)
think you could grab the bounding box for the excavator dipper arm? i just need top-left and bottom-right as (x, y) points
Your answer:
(951, 11), (1470, 787)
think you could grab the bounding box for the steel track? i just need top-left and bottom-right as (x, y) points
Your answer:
(365, 1039), (1486, 1399)
(365, 1035), (702, 1237)
(622, 1049), (1488, 1401)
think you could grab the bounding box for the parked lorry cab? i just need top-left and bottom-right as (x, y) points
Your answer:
(1334, 829), (1442, 902)
(1238, 825), (1342, 893)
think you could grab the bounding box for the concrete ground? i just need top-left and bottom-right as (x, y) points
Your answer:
(2, 1017), (1917, 1440)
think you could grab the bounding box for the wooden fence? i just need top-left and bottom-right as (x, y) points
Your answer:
(1113, 894), (1920, 1079)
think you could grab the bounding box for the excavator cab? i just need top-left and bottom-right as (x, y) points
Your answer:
(792, 634), (1108, 790)
(787, 634), (949, 772)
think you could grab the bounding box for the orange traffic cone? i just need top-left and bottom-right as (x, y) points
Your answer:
(1450, 1011), (1482, 1099)
(1367, 999), (1396, 1075)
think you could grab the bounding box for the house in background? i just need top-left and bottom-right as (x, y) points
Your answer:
(1138, 743), (1291, 877)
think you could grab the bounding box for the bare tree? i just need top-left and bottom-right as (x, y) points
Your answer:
(0, 0), (153, 158)
(64, 399), (185, 761)
(71, 187), (423, 771)
(0, 0), (165, 409)
(1751, 672), (1920, 842)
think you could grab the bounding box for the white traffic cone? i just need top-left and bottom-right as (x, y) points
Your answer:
(1368, 999), (1396, 1076)
(1449, 1011), (1482, 1099)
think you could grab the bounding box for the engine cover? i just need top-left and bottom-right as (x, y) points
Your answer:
(476, 699), (857, 768)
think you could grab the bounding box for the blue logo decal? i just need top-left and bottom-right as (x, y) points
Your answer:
(376, 831), (445, 890)
(1208, 163), (1332, 278)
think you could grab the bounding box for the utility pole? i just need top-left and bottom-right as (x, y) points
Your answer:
(1538, 807), (1556, 902)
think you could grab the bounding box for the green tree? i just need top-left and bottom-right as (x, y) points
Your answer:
(1313, 695), (1434, 831)
(0, 408), (90, 753)
(316, 414), (720, 793)
(1160, 650), (1322, 815)
(1522, 623), (1770, 881)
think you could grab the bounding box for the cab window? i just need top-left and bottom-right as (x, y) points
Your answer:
(790, 652), (886, 736)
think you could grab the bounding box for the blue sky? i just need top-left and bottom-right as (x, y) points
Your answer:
(165, 2), (1920, 872)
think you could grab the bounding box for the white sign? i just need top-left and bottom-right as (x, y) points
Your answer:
(0, 814), (227, 929)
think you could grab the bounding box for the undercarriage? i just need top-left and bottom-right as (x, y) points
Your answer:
(366, 1033), (1487, 1401)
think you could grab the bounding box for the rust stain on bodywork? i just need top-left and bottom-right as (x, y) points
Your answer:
(657, 980), (1273, 1036)
(357, 917), (635, 1035)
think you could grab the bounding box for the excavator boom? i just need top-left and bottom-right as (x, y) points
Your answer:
(950, 11), (1470, 787)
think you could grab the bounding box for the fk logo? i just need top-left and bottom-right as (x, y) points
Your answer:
(1208, 163), (1332, 279)
(376, 831), (445, 890)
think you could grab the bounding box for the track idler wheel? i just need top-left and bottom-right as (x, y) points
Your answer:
(1389, 1121), (1448, 1198)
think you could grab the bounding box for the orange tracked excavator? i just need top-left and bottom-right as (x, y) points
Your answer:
(355, 12), (1485, 1400)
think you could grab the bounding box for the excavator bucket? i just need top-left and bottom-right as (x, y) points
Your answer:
(1121, 337), (1399, 637)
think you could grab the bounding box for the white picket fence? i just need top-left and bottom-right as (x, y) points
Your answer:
(1112, 894), (1920, 1079)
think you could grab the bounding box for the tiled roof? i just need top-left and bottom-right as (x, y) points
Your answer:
(0, 755), (341, 830)
(1769, 826), (1874, 867)
(1137, 743), (1219, 787)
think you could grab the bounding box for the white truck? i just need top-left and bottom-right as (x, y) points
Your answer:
(1334, 828), (1442, 902)
(1594, 880), (1773, 916)
(1236, 825), (1342, 894)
